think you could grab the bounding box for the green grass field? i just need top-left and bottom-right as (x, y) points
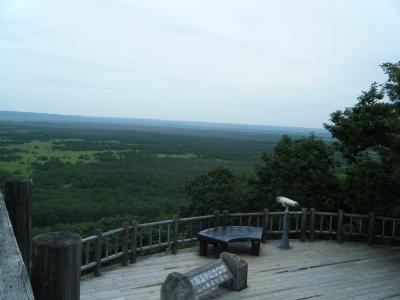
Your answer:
(0, 140), (116, 176)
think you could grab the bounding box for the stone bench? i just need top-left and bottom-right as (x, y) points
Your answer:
(197, 226), (262, 257)
(160, 252), (248, 300)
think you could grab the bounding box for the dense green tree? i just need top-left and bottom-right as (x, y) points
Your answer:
(185, 167), (245, 215)
(253, 134), (341, 210)
(325, 61), (400, 215)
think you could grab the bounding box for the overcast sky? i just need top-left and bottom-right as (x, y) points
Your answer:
(0, 0), (399, 128)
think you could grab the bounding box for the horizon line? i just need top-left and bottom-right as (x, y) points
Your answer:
(0, 110), (327, 132)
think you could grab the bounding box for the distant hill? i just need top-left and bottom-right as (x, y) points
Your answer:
(0, 111), (329, 137)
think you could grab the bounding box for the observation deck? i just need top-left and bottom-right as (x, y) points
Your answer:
(80, 240), (400, 300)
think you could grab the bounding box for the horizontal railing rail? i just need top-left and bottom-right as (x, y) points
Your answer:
(80, 209), (400, 276)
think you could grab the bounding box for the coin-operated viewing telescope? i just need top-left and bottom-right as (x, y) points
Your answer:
(276, 196), (299, 249)
(276, 196), (299, 211)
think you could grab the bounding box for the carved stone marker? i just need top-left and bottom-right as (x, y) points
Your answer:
(160, 252), (248, 300)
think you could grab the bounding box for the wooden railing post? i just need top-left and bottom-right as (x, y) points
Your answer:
(121, 222), (129, 266)
(262, 208), (269, 243)
(4, 177), (32, 273)
(130, 220), (138, 263)
(172, 215), (179, 254)
(337, 210), (344, 243)
(94, 230), (102, 276)
(300, 208), (308, 242)
(368, 212), (375, 245)
(214, 210), (220, 227)
(31, 232), (81, 300)
(223, 210), (229, 226)
(309, 208), (316, 242)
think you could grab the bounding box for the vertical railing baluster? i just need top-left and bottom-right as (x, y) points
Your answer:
(105, 238), (109, 258)
(248, 216), (251, 226)
(122, 222), (129, 266)
(278, 214), (282, 232)
(214, 210), (220, 227)
(85, 242), (89, 265)
(167, 224), (171, 245)
(239, 216), (242, 226)
(262, 208), (269, 243)
(337, 210), (344, 243)
(114, 235), (118, 255)
(320, 215), (323, 232)
(382, 220), (386, 237)
(139, 228), (143, 249)
(94, 230), (102, 277)
(223, 210), (229, 226)
(368, 212), (375, 246)
(329, 215), (333, 234)
(149, 227), (152, 248)
(359, 218), (363, 235)
(350, 216), (353, 234)
(295, 214), (299, 232)
(270, 215), (273, 231)
(158, 225), (162, 246)
(300, 208), (308, 242)
(309, 208), (316, 242)
(392, 220), (396, 240)
(172, 215), (179, 254)
(130, 220), (138, 263)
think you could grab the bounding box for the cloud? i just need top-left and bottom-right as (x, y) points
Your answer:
(0, 0), (399, 127)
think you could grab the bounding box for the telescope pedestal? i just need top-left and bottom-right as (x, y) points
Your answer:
(279, 211), (290, 250)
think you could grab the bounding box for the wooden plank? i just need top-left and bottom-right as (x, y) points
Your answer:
(0, 193), (34, 300)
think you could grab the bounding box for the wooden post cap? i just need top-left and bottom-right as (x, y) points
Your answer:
(31, 232), (81, 300)
(33, 231), (80, 247)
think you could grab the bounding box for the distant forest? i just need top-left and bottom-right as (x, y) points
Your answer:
(1, 61), (399, 238)
(0, 117), (307, 237)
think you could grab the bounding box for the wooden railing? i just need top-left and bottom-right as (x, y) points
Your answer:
(80, 208), (400, 276)
(0, 192), (34, 300)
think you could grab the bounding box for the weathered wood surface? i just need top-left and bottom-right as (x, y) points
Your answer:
(4, 178), (32, 272)
(0, 193), (34, 300)
(80, 240), (400, 300)
(31, 231), (82, 300)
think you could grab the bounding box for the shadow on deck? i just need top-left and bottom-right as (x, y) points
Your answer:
(80, 240), (400, 300)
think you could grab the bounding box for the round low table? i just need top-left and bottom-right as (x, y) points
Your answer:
(197, 226), (262, 257)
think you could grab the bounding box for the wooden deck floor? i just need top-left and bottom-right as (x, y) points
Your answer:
(80, 240), (400, 300)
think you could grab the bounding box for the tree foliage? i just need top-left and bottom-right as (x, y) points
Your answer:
(253, 135), (341, 211)
(324, 61), (400, 215)
(185, 167), (245, 215)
